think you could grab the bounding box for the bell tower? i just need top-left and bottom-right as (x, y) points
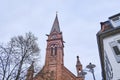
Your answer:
(45, 14), (64, 66)
(44, 14), (64, 80)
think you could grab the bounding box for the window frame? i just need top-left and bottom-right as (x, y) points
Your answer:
(109, 40), (120, 63)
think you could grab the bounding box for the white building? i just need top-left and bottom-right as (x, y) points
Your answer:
(97, 13), (120, 80)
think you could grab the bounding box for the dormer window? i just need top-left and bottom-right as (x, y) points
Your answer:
(112, 16), (120, 23)
(109, 13), (120, 27)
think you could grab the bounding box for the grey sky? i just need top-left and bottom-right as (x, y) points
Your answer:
(0, 0), (120, 80)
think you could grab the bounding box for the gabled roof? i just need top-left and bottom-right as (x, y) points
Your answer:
(62, 66), (76, 79)
(50, 14), (60, 34)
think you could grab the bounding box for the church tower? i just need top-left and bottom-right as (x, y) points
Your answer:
(44, 14), (64, 80)
(26, 14), (85, 80)
(45, 13), (64, 66)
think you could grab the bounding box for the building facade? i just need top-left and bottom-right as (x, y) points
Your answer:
(26, 14), (84, 80)
(97, 13), (120, 80)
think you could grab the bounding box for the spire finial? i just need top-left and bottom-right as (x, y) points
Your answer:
(56, 11), (58, 15)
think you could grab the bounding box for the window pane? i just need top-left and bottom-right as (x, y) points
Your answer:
(113, 46), (120, 55)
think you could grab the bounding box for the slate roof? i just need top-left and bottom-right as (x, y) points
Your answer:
(50, 14), (60, 33)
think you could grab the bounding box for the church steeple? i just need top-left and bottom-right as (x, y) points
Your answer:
(26, 62), (34, 80)
(27, 14), (85, 80)
(76, 56), (82, 66)
(76, 56), (82, 77)
(50, 13), (60, 34)
(44, 14), (64, 80)
(45, 14), (64, 66)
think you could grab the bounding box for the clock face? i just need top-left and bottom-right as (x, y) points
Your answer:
(51, 35), (57, 39)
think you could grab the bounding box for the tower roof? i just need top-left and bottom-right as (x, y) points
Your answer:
(50, 14), (60, 34)
(76, 56), (82, 66)
(28, 61), (34, 71)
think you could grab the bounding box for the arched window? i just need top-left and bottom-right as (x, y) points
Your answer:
(55, 47), (57, 55)
(51, 45), (57, 56)
(51, 47), (54, 56)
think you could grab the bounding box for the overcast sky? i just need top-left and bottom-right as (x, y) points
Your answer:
(0, 0), (120, 80)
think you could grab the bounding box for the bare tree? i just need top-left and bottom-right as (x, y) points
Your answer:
(0, 32), (40, 80)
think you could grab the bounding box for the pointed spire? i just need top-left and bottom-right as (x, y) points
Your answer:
(76, 56), (82, 66)
(50, 13), (60, 33)
(76, 56), (83, 77)
(29, 61), (34, 71)
(26, 61), (34, 80)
